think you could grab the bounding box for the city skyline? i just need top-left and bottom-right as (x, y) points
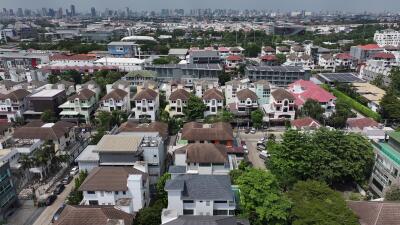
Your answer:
(1, 0), (400, 13)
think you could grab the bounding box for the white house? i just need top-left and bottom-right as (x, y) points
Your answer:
(95, 57), (145, 72)
(202, 88), (224, 117)
(131, 88), (159, 121)
(229, 88), (258, 116)
(318, 54), (335, 70)
(224, 80), (248, 104)
(79, 165), (150, 213)
(194, 80), (219, 98)
(262, 88), (296, 121)
(0, 89), (30, 122)
(99, 89), (130, 112)
(168, 89), (190, 117)
(59, 89), (97, 123)
(374, 29), (400, 47)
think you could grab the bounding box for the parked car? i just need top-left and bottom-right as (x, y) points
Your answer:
(257, 145), (265, 151)
(244, 128), (250, 134)
(45, 195), (57, 206)
(53, 183), (65, 195)
(250, 128), (256, 134)
(51, 204), (65, 223)
(257, 141), (265, 147)
(70, 166), (79, 176)
(61, 175), (72, 185)
(259, 150), (271, 160)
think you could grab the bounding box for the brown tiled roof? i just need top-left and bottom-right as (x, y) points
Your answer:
(277, 46), (290, 52)
(101, 89), (128, 101)
(202, 88), (224, 100)
(68, 89), (96, 101)
(291, 45), (305, 52)
(236, 88), (257, 101)
(291, 117), (320, 129)
(181, 122), (234, 141)
(169, 89), (190, 101)
(133, 88), (158, 101)
(79, 166), (147, 192)
(272, 88), (295, 101)
(321, 54), (334, 60)
(177, 143), (228, 163)
(346, 118), (379, 129)
(347, 201), (400, 225)
(118, 121), (168, 140)
(13, 121), (75, 140)
(54, 205), (135, 225)
(263, 46), (275, 52)
(4, 89), (31, 101)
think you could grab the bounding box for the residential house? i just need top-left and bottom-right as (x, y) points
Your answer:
(229, 47), (243, 56)
(118, 121), (169, 141)
(346, 118), (393, 141)
(95, 57), (144, 72)
(228, 89), (258, 117)
(171, 143), (232, 176)
(131, 88), (159, 121)
(370, 52), (397, 66)
(163, 216), (249, 225)
(194, 80), (219, 98)
(107, 41), (138, 58)
(252, 80), (271, 105)
(202, 88), (224, 117)
(276, 46), (290, 55)
(288, 80), (336, 113)
(261, 46), (275, 56)
(0, 89), (30, 122)
(168, 49), (189, 60)
(334, 53), (354, 69)
(318, 54), (335, 70)
(99, 89), (130, 113)
(225, 55), (242, 71)
(224, 80), (248, 104)
(168, 89), (190, 118)
(162, 174), (236, 222)
(24, 89), (66, 121)
(260, 55), (278, 66)
(262, 88), (296, 121)
(290, 45), (305, 56)
(76, 80), (101, 101)
(165, 80), (192, 102)
(59, 89), (97, 123)
(285, 54), (314, 69)
(181, 122), (234, 147)
(75, 145), (99, 173)
(369, 131), (400, 197)
(79, 166), (150, 213)
(53, 205), (135, 225)
(351, 82), (385, 112)
(189, 50), (220, 64)
(291, 117), (321, 130)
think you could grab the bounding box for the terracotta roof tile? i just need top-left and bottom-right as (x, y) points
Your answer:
(236, 88), (257, 101)
(68, 89), (96, 101)
(202, 88), (224, 100)
(272, 88), (295, 101)
(346, 118), (379, 129)
(169, 89), (191, 101)
(133, 88), (158, 101)
(181, 122), (234, 142)
(347, 201), (400, 225)
(13, 121), (75, 140)
(101, 89), (128, 101)
(291, 117), (321, 129)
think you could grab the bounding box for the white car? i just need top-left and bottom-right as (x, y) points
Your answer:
(70, 166), (79, 176)
(259, 150), (271, 160)
(250, 128), (256, 134)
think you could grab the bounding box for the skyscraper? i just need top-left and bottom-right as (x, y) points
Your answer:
(17, 8), (23, 17)
(70, 4), (76, 16)
(91, 7), (96, 17)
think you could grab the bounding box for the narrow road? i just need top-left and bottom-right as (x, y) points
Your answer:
(32, 178), (76, 225)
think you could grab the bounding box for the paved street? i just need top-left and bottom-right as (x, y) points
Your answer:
(32, 177), (76, 225)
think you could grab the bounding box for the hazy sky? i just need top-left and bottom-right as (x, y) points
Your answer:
(2, 0), (400, 12)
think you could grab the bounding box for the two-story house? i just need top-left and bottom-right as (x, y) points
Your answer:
(0, 89), (30, 122)
(132, 88), (159, 121)
(162, 174), (236, 222)
(171, 143), (232, 176)
(252, 80), (271, 105)
(168, 89), (190, 118)
(335, 53), (354, 69)
(76, 80), (101, 101)
(228, 89), (258, 117)
(224, 80), (248, 104)
(369, 131), (400, 198)
(181, 122), (234, 147)
(59, 89), (97, 123)
(99, 89), (130, 113)
(262, 88), (296, 121)
(318, 54), (335, 70)
(194, 80), (219, 98)
(202, 88), (224, 117)
(261, 46), (276, 56)
(79, 166), (150, 213)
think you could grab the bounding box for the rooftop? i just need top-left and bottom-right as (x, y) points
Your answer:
(95, 135), (142, 153)
(29, 89), (64, 98)
(347, 201), (400, 225)
(76, 145), (99, 162)
(181, 122), (234, 141)
(317, 73), (365, 83)
(176, 143), (228, 164)
(374, 141), (400, 166)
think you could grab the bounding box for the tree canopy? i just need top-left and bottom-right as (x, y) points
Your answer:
(385, 184), (400, 201)
(287, 180), (359, 225)
(236, 168), (291, 225)
(268, 129), (374, 188)
(251, 109), (264, 129)
(300, 99), (325, 121)
(327, 99), (356, 128)
(184, 94), (206, 121)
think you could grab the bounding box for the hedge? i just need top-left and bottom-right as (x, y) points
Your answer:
(322, 84), (381, 121)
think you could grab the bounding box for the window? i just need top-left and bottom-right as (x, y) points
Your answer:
(87, 191), (95, 194)
(183, 210), (194, 215)
(122, 191), (126, 195)
(88, 200), (98, 205)
(199, 163), (211, 167)
(214, 200), (227, 203)
(372, 178), (384, 191)
(213, 210), (228, 215)
(183, 200), (194, 203)
(115, 191), (119, 195)
(148, 100), (152, 103)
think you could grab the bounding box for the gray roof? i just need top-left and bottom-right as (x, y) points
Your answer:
(76, 145), (99, 162)
(165, 175), (234, 201)
(168, 166), (186, 174)
(169, 48), (188, 55)
(246, 65), (305, 72)
(107, 41), (137, 46)
(318, 73), (365, 83)
(190, 50), (219, 58)
(146, 64), (222, 70)
(163, 216), (249, 225)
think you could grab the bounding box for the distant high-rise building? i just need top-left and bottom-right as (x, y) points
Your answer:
(17, 8), (23, 17)
(24, 9), (31, 17)
(48, 8), (55, 17)
(70, 4), (76, 16)
(9, 9), (14, 16)
(42, 8), (48, 17)
(126, 7), (130, 17)
(58, 7), (63, 18)
(91, 7), (96, 17)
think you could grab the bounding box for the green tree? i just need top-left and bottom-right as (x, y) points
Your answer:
(110, 110), (128, 127)
(60, 70), (82, 84)
(301, 99), (324, 121)
(90, 128), (106, 145)
(184, 94), (206, 121)
(67, 170), (89, 205)
(153, 56), (179, 64)
(217, 110), (234, 123)
(380, 91), (400, 122)
(236, 168), (291, 225)
(385, 184), (400, 201)
(389, 67), (400, 95)
(41, 110), (56, 123)
(96, 111), (112, 130)
(268, 129), (374, 188)
(48, 74), (59, 84)
(156, 173), (171, 206)
(218, 72), (231, 86)
(135, 200), (164, 225)
(327, 99), (356, 128)
(244, 43), (261, 57)
(276, 53), (287, 65)
(168, 117), (183, 135)
(288, 180), (359, 225)
(371, 74), (385, 89)
(251, 109), (264, 129)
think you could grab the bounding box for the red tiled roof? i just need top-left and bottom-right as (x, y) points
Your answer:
(218, 47), (229, 52)
(288, 80), (335, 106)
(359, 44), (381, 50)
(226, 55), (242, 61)
(260, 55), (277, 61)
(346, 117), (379, 129)
(335, 53), (353, 60)
(291, 117), (321, 129)
(263, 46), (275, 52)
(372, 52), (395, 59)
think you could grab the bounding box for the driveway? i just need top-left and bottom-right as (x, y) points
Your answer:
(32, 177), (76, 225)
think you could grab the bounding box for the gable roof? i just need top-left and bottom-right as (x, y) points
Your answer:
(54, 205), (134, 225)
(133, 88), (158, 101)
(263, 46), (275, 52)
(177, 143), (228, 164)
(226, 55), (242, 61)
(272, 88), (295, 101)
(163, 216), (249, 225)
(181, 122), (234, 141)
(288, 79), (336, 105)
(169, 89), (191, 101)
(346, 118), (379, 130)
(236, 88), (257, 101)
(372, 52), (396, 59)
(79, 166), (146, 191)
(335, 53), (353, 60)
(260, 55), (277, 61)
(165, 175), (234, 201)
(118, 121), (168, 140)
(68, 89), (95, 101)
(202, 88), (224, 100)
(0, 89), (31, 101)
(347, 201), (400, 225)
(101, 89), (128, 101)
(13, 121), (75, 140)
(291, 117), (321, 129)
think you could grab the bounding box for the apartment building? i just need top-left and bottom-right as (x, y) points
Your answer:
(369, 131), (400, 198)
(0, 89), (30, 122)
(122, 70), (158, 87)
(168, 89), (190, 117)
(131, 88), (159, 121)
(24, 89), (66, 121)
(245, 65), (310, 87)
(162, 174), (236, 221)
(59, 89), (97, 123)
(262, 88), (296, 121)
(189, 50), (220, 64)
(0, 162), (17, 220)
(145, 64), (223, 81)
(374, 29), (400, 47)
(202, 88), (224, 117)
(350, 44), (382, 63)
(79, 166), (150, 213)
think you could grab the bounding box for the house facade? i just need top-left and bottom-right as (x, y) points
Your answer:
(0, 89), (30, 122)
(262, 88), (296, 121)
(131, 88), (159, 121)
(99, 89), (130, 113)
(59, 89), (97, 123)
(202, 88), (224, 117)
(168, 89), (190, 118)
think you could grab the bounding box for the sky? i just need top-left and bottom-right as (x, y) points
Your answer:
(1, 0), (400, 13)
